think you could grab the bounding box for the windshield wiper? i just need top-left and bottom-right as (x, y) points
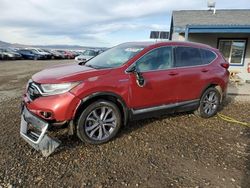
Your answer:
(85, 64), (99, 69)
(84, 64), (111, 69)
(78, 56), (95, 66)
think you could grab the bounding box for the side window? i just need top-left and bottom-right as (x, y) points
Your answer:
(175, 47), (202, 67)
(137, 47), (172, 72)
(200, 49), (216, 64)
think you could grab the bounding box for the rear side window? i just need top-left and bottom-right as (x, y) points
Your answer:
(200, 49), (216, 64)
(175, 47), (202, 67)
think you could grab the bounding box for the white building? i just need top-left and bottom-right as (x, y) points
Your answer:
(169, 9), (250, 82)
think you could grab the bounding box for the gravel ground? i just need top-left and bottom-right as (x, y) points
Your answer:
(0, 60), (249, 188)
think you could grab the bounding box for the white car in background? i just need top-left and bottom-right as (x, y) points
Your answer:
(75, 49), (103, 63)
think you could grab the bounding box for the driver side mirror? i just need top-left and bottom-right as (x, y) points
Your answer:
(127, 65), (145, 87)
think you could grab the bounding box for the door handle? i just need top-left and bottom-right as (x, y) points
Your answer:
(168, 72), (178, 76)
(201, 69), (209, 73)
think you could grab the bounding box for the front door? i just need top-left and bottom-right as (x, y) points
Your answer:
(128, 46), (180, 109)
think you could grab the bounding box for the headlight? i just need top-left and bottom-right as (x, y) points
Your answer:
(40, 82), (80, 96)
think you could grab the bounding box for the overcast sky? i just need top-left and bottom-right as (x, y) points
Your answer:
(0, 0), (250, 47)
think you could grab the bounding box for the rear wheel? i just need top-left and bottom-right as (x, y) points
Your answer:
(77, 100), (122, 144)
(195, 87), (221, 118)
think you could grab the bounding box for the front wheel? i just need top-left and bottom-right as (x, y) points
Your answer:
(77, 100), (122, 144)
(195, 87), (221, 118)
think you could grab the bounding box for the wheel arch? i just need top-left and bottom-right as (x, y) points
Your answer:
(74, 92), (129, 126)
(200, 83), (223, 103)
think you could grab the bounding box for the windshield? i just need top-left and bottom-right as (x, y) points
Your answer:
(85, 44), (145, 69)
(31, 50), (38, 54)
(83, 50), (96, 56)
(0, 49), (14, 53)
(7, 49), (15, 53)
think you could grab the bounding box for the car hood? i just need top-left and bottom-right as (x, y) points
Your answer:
(77, 55), (93, 59)
(32, 63), (112, 84)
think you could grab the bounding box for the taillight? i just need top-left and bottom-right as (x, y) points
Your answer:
(247, 63), (250, 73)
(221, 62), (229, 69)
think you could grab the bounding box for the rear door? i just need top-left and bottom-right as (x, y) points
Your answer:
(174, 46), (215, 102)
(128, 46), (180, 109)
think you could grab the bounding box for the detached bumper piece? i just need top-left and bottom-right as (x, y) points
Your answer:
(20, 106), (60, 157)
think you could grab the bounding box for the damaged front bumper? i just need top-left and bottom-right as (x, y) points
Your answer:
(20, 106), (60, 157)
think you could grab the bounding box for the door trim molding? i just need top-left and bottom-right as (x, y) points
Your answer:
(131, 99), (199, 115)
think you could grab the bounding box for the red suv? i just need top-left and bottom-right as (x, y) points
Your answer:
(20, 41), (229, 156)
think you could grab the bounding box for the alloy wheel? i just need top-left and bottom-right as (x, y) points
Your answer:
(85, 106), (117, 141)
(201, 90), (219, 116)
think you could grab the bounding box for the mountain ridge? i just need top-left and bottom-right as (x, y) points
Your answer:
(0, 40), (106, 50)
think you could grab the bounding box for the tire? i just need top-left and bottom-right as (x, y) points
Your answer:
(195, 87), (221, 118)
(77, 100), (122, 144)
(3, 55), (8, 60)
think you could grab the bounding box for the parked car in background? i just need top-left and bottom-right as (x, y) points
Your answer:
(20, 41), (229, 156)
(74, 49), (103, 63)
(0, 48), (22, 60)
(56, 50), (75, 59)
(17, 49), (46, 60)
(74, 50), (85, 56)
(0, 51), (4, 60)
(41, 49), (64, 59)
(48, 49), (65, 59)
(69, 50), (80, 57)
(30, 48), (52, 59)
